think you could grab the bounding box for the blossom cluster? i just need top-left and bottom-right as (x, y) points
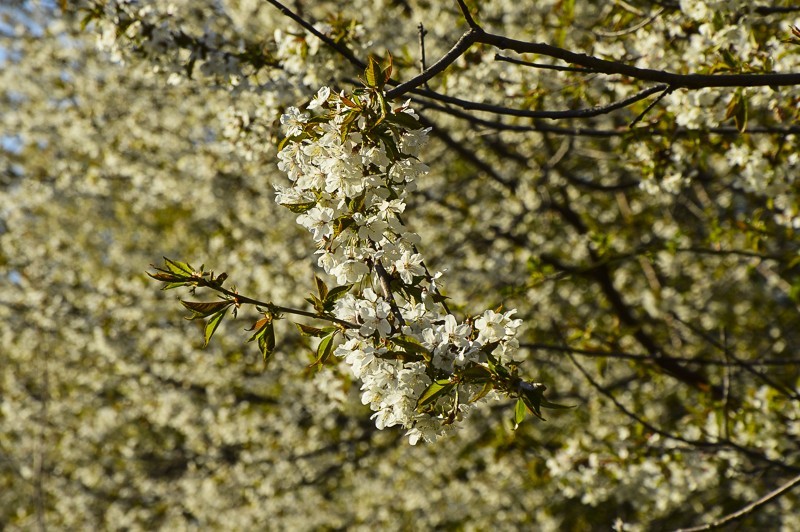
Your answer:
(276, 86), (523, 443)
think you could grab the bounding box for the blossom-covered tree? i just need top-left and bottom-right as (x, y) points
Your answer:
(2, 0), (800, 529)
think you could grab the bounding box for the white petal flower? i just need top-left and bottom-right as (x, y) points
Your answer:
(279, 107), (308, 137)
(394, 251), (425, 284)
(307, 86), (331, 110)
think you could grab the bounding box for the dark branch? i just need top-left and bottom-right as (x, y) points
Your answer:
(414, 98), (800, 137)
(563, 342), (800, 474)
(410, 84), (669, 120)
(676, 473), (800, 532)
(386, 28), (482, 99)
(495, 53), (598, 73)
(522, 342), (800, 367)
(479, 31), (800, 88)
(263, 0), (365, 71)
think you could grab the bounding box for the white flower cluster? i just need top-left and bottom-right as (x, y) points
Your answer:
(276, 87), (523, 443)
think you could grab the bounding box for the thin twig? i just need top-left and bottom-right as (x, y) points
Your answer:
(557, 325), (799, 473)
(753, 6), (800, 15)
(629, 85), (673, 127)
(415, 99), (800, 136)
(454, 0), (479, 29)
(670, 313), (800, 401)
(418, 23), (428, 73)
(262, 0), (365, 71)
(386, 28), (482, 99)
(721, 328), (731, 440)
(594, 8), (665, 38)
(495, 54), (598, 73)
(409, 84), (669, 119)
(676, 473), (800, 531)
(521, 342), (800, 367)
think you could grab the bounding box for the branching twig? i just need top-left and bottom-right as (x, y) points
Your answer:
(409, 84), (669, 119)
(386, 28), (482, 99)
(479, 30), (800, 89)
(416, 98), (800, 136)
(594, 7), (665, 38)
(629, 84), (673, 127)
(520, 342), (800, 367)
(454, 0), (479, 29)
(418, 23), (428, 74)
(558, 326), (800, 474)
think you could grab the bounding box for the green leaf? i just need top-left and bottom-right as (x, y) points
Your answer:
(164, 257), (194, 276)
(280, 201), (317, 213)
(259, 322), (276, 363)
(181, 300), (232, 319)
(247, 316), (276, 364)
(459, 364), (493, 383)
(513, 397), (527, 429)
(339, 94), (361, 109)
(295, 323), (329, 337)
(340, 109), (361, 140)
(375, 131), (400, 160)
(375, 350), (424, 362)
(374, 90), (388, 127)
(364, 55), (381, 88)
(385, 111), (423, 130)
(470, 381), (494, 404)
(521, 393), (545, 421)
(518, 382), (574, 419)
(332, 216), (354, 238)
(314, 275), (329, 300)
(540, 398), (577, 410)
(203, 308), (228, 347)
(415, 379), (455, 411)
(306, 294), (325, 313)
(277, 133), (307, 152)
(392, 335), (431, 357)
(382, 51), (393, 84)
(161, 282), (191, 291)
(147, 271), (182, 283)
(724, 89), (748, 133)
(324, 284), (352, 305)
(310, 331), (337, 366)
(734, 93), (748, 133)
(720, 48), (739, 70)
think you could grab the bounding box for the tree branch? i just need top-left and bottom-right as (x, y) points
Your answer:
(411, 84), (670, 119)
(263, 0), (366, 71)
(562, 337), (800, 474)
(521, 342), (800, 367)
(676, 473), (800, 531)
(478, 30), (800, 88)
(385, 28), (482, 99)
(415, 98), (800, 137)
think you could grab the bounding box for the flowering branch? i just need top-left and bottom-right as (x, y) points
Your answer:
(271, 67), (574, 443)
